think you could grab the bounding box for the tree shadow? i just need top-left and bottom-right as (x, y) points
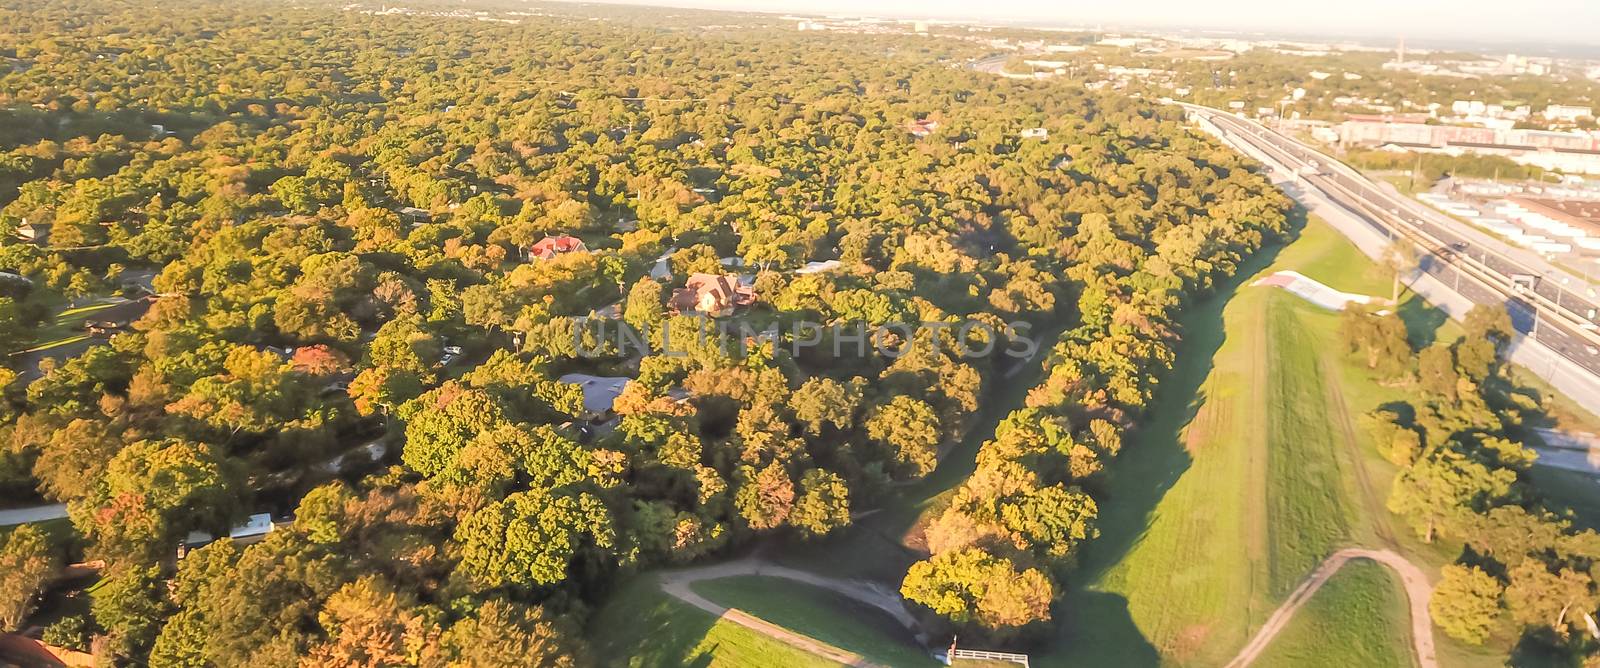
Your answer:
(1396, 292), (1449, 349)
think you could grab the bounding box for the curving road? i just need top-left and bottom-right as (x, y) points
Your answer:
(1225, 548), (1436, 668)
(658, 558), (926, 668)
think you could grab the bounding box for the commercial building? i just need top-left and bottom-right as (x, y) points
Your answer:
(1337, 121), (1600, 174)
(1545, 105), (1595, 123)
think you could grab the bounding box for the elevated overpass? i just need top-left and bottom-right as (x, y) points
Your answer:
(1179, 103), (1600, 415)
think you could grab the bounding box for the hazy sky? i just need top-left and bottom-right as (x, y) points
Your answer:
(588, 0), (1600, 47)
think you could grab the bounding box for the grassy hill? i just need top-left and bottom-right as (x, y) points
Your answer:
(1038, 215), (1497, 667)
(1253, 559), (1415, 668)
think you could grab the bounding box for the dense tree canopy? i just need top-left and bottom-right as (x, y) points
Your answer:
(0, 0), (1295, 660)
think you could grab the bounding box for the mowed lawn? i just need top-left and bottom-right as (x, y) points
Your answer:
(589, 575), (844, 668)
(1253, 560), (1416, 668)
(1040, 217), (1465, 667)
(690, 576), (938, 667)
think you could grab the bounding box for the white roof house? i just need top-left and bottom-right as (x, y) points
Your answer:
(182, 513), (276, 547)
(794, 260), (842, 275)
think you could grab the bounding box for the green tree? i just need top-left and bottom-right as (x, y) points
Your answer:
(0, 525), (60, 631)
(69, 439), (236, 564)
(900, 548), (1053, 631)
(455, 489), (615, 589)
(91, 565), (171, 660)
(400, 383), (508, 482)
(791, 469), (851, 537)
(430, 599), (587, 668)
(1430, 564), (1503, 645)
(622, 277), (666, 333)
(790, 377), (860, 436)
(865, 395), (941, 480)
(1387, 447), (1515, 543)
(1504, 558), (1596, 636)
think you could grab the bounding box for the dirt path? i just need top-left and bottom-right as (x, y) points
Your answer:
(1225, 548), (1436, 668)
(1317, 355), (1400, 548)
(658, 558), (925, 668)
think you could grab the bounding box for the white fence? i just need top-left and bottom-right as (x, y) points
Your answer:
(946, 648), (1030, 667)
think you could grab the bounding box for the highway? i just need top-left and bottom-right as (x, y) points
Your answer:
(1184, 105), (1600, 380)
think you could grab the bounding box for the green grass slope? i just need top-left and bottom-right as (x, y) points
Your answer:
(690, 575), (938, 667)
(1041, 216), (1471, 667)
(1253, 559), (1415, 668)
(589, 575), (843, 668)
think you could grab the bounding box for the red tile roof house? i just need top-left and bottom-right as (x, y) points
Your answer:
(530, 234), (588, 260)
(906, 118), (940, 138)
(669, 273), (756, 317)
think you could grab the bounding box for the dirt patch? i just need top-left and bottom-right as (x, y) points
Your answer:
(1171, 624), (1212, 663)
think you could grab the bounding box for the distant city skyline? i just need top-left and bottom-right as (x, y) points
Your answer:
(578, 0), (1600, 52)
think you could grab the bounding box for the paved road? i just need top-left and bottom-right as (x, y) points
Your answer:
(658, 558), (926, 667)
(1188, 106), (1600, 377)
(1225, 548), (1436, 668)
(0, 503), (68, 527)
(1181, 104), (1600, 416)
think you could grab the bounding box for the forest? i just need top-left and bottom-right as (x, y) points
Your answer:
(0, 0), (1302, 664)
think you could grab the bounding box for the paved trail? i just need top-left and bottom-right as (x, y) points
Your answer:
(1225, 548), (1436, 668)
(658, 558), (924, 668)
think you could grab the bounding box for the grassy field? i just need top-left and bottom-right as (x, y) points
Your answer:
(589, 575), (845, 668)
(690, 576), (937, 667)
(1253, 560), (1415, 668)
(1037, 215), (1491, 667)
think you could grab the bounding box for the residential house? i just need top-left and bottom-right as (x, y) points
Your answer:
(530, 234), (588, 260)
(14, 221), (49, 244)
(0, 271), (32, 298)
(1019, 127), (1049, 139)
(397, 207), (432, 224)
(180, 513), (277, 556)
(794, 260), (842, 275)
(559, 373), (631, 420)
(573, 301), (622, 324)
(906, 118), (940, 138)
(669, 272), (756, 316)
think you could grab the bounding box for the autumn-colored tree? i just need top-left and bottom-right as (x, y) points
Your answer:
(733, 462), (796, 531)
(791, 469), (851, 537)
(865, 395), (942, 480)
(303, 577), (442, 668)
(900, 548), (1053, 631)
(1430, 564), (1503, 645)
